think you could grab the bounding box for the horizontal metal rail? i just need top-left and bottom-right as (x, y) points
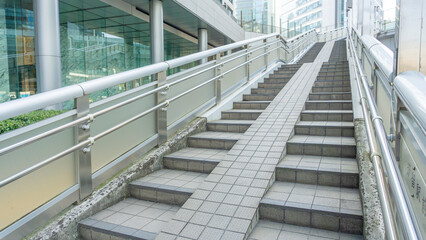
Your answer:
(0, 39), (285, 157)
(0, 37), (288, 188)
(347, 28), (419, 240)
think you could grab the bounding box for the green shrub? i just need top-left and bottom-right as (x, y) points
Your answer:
(0, 110), (67, 134)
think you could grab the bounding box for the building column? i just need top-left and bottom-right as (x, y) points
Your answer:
(33, 0), (62, 95)
(198, 28), (208, 64)
(150, 0), (164, 64)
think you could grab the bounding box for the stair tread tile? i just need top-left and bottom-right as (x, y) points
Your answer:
(208, 120), (255, 125)
(277, 154), (358, 174)
(248, 220), (363, 240)
(307, 100), (352, 103)
(234, 101), (272, 104)
(80, 198), (178, 239)
(288, 135), (356, 146)
(302, 110), (353, 113)
(296, 121), (354, 127)
(165, 147), (227, 163)
(222, 109), (264, 113)
(132, 169), (208, 191)
(189, 131), (243, 140)
(261, 182), (362, 216)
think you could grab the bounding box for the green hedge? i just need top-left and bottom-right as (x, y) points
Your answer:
(0, 110), (67, 134)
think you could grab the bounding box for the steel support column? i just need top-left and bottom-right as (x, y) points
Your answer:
(33, 0), (62, 104)
(150, 0), (164, 64)
(198, 28), (208, 64)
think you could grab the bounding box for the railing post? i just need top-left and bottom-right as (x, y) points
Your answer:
(276, 36), (281, 61)
(156, 70), (168, 144)
(263, 38), (268, 70)
(215, 53), (222, 104)
(75, 95), (93, 201)
(244, 45), (251, 83)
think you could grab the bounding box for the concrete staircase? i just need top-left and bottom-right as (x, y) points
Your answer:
(255, 40), (363, 239)
(78, 62), (302, 239)
(78, 39), (363, 240)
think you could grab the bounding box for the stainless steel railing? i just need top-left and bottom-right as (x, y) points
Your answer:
(0, 29), (349, 236)
(347, 27), (422, 239)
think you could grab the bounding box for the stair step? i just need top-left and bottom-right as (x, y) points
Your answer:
(251, 88), (281, 95)
(264, 78), (292, 84)
(249, 220), (363, 240)
(317, 75), (350, 80)
(163, 147), (225, 173)
(314, 79), (350, 87)
(233, 101), (271, 110)
(276, 155), (359, 188)
(130, 169), (207, 205)
(258, 82), (288, 88)
(79, 198), (178, 240)
(259, 182), (363, 234)
(221, 109), (263, 120)
(243, 94), (276, 101)
(287, 135), (356, 158)
(318, 71), (349, 76)
(295, 121), (354, 137)
(207, 119), (254, 132)
(312, 86), (351, 92)
(188, 131), (242, 149)
(305, 100), (352, 110)
(301, 110), (353, 122)
(309, 92), (351, 100)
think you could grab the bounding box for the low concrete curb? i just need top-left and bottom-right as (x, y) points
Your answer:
(354, 119), (385, 240)
(27, 118), (207, 240)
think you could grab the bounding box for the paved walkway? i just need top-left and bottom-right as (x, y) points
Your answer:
(156, 41), (335, 240)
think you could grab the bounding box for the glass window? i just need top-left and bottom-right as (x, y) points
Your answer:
(0, 0), (36, 103)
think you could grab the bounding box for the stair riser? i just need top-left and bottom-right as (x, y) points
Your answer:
(318, 69), (349, 76)
(259, 203), (363, 235)
(163, 157), (217, 173)
(129, 185), (191, 205)
(314, 81), (350, 87)
(317, 76), (350, 81)
(276, 167), (359, 188)
(79, 225), (157, 240)
(305, 102), (353, 110)
(188, 138), (237, 150)
(251, 88), (281, 95)
(221, 112), (261, 120)
(300, 113), (353, 122)
(295, 126), (354, 137)
(233, 102), (269, 110)
(207, 123), (251, 133)
(258, 83), (288, 88)
(264, 79), (292, 84)
(286, 142), (356, 158)
(309, 93), (352, 100)
(312, 87), (351, 93)
(243, 95), (275, 101)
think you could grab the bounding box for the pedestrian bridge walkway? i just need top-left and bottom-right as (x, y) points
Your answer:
(0, 27), (424, 240)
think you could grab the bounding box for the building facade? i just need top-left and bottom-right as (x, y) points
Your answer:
(235, 0), (277, 33)
(0, 0), (242, 106)
(280, 0), (346, 37)
(219, 0), (236, 15)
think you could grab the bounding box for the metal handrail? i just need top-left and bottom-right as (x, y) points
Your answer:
(0, 39), (282, 158)
(347, 28), (420, 239)
(393, 71), (426, 136)
(0, 30), (315, 188)
(0, 33), (280, 121)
